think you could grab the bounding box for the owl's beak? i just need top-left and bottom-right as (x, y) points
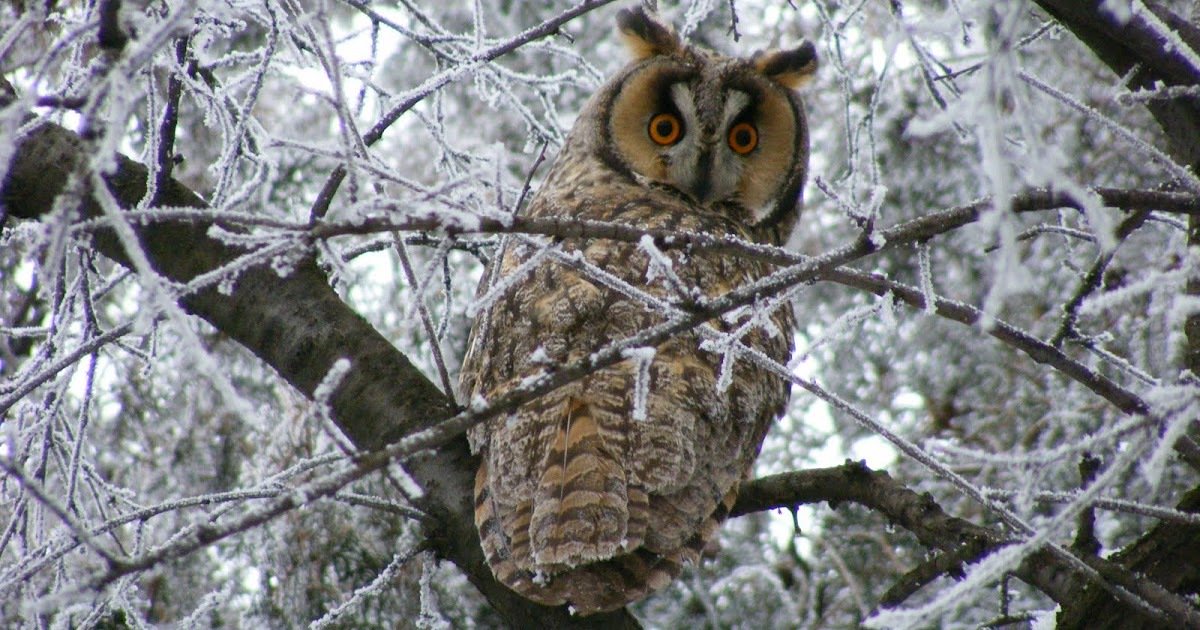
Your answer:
(684, 149), (715, 204)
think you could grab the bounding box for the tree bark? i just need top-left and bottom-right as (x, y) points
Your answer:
(2, 120), (640, 629)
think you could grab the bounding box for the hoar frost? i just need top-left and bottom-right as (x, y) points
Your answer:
(528, 345), (554, 366)
(622, 346), (656, 421)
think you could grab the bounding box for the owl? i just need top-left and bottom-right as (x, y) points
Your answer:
(459, 7), (816, 615)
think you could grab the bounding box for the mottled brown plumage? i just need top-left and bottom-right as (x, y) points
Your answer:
(459, 7), (816, 615)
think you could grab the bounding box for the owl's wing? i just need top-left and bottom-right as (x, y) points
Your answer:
(530, 399), (632, 566)
(460, 199), (793, 614)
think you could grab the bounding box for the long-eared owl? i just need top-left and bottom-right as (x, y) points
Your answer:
(459, 6), (816, 615)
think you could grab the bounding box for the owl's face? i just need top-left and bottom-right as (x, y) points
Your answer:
(593, 8), (817, 231)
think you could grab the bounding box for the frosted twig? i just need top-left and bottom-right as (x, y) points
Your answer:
(1049, 209), (1151, 346)
(980, 488), (1200, 525)
(986, 223), (1096, 252)
(148, 37), (193, 203)
(310, 546), (426, 629)
(917, 242), (936, 315)
(638, 234), (694, 302)
(313, 358), (360, 456)
(1118, 84), (1200, 103)
(801, 300), (882, 359)
(1078, 339), (1159, 388)
(525, 237), (676, 315)
(622, 347), (655, 422)
(395, 236), (456, 400)
(1020, 70), (1200, 192)
(0, 325), (50, 339)
(417, 550), (450, 629)
(513, 141), (549, 215)
(333, 491), (429, 522)
(0, 457), (121, 564)
(468, 240), (555, 317)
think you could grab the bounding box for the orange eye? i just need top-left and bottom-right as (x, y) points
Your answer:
(728, 121), (758, 154)
(648, 113), (682, 145)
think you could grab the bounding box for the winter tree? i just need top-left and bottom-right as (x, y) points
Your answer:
(2, 0), (1199, 627)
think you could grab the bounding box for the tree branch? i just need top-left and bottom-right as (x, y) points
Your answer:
(1035, 0), (1200, 170)
(734, 465), (1200, 627)
(1, 120), (639, 629)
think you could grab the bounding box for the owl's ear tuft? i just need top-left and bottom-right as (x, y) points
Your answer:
(753, 41), (818, 90)
(616, 7), (680, 59)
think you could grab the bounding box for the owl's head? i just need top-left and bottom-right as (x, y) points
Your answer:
(588, 7), (817, 236)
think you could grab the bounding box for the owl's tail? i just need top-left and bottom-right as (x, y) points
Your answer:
(472, 397), (737, 614)
(529, 400), (633, 568)
(473, 453), (736, 614)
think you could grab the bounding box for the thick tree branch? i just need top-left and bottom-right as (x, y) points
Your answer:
(1, 121), (639, 629)
(1035, 0), (1200, 169)
(735, 465), (1200, 627)
(8, 116), (1198, 626)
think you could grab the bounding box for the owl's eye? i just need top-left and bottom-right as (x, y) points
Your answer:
(648, 113), (683, 145)
(728, 122), (758, 154)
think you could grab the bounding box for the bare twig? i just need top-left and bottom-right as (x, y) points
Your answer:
(1072, 453), (1103, 555)
(149, 36), (194, 202)
(96, 0), (128, 52)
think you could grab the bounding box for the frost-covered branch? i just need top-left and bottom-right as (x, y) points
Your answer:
(1049, 209), (1152, 346)
(2, 107), (638, 629)
(733, 464), (1200, 627)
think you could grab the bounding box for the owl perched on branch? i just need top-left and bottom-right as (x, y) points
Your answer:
(459, 6), (816, 615)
